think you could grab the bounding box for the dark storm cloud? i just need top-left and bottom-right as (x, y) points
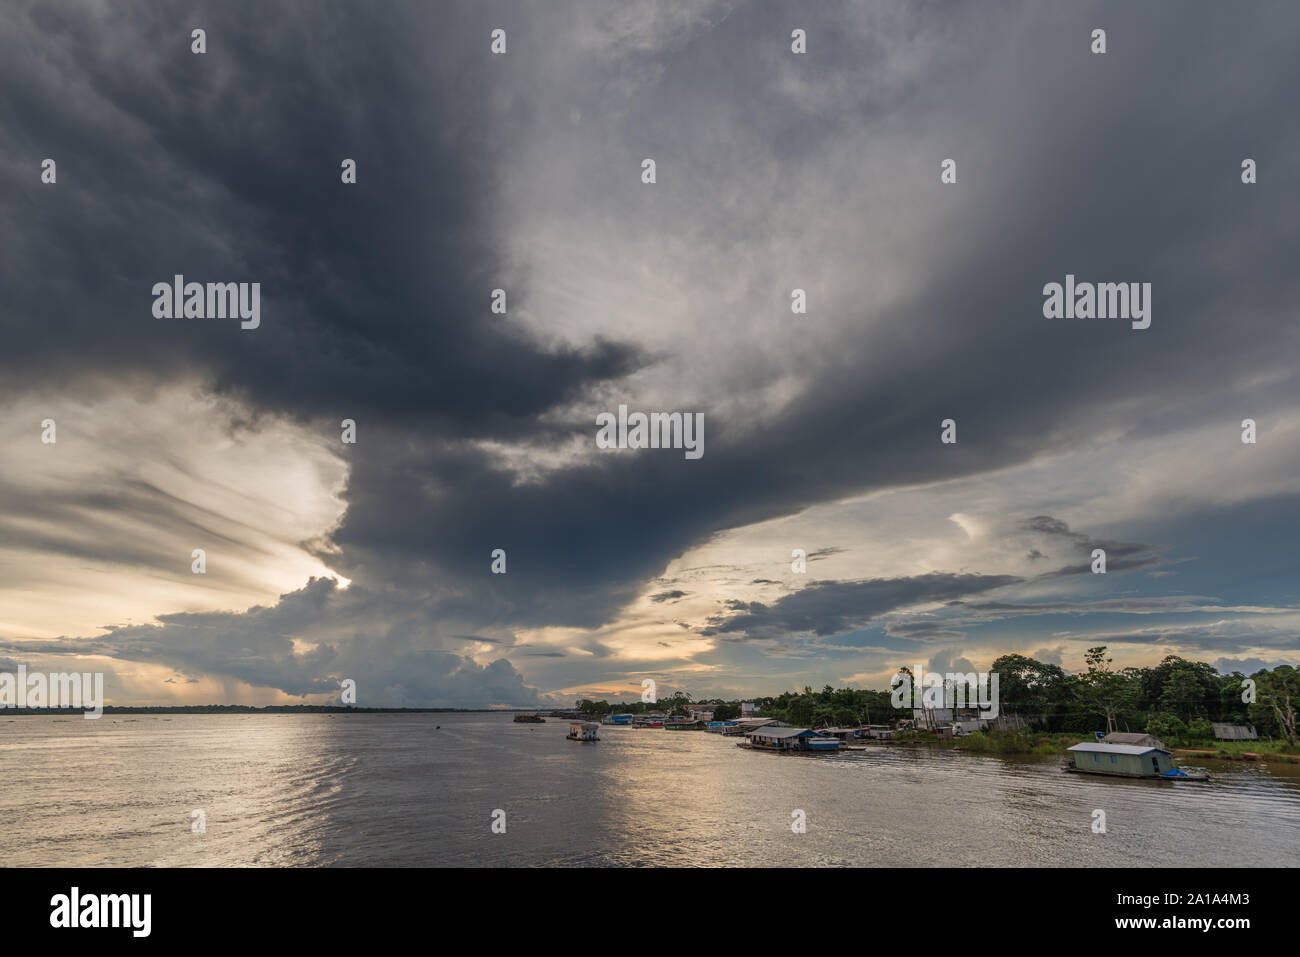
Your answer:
(807, 547), (847, 561)
(351, 0), (1300, 630)
(883, 621), (967, 643)
(699, 573), (1023, 639)
(1020, 516), (1162, 577)
(0, 1), (642, 428)
(0, 577), (539, 707)
(1025, 517), (1078, 539)
(705, 524), (1175, 642)
(4, 1), (1300, 702)
(1040, 550), (1164, 578)
(1066, 627), (1300, 657)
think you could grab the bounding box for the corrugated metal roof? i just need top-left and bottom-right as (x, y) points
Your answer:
(1068, 742), (1169, 755)
(1212, 722), (1258, 739)
(1103, 732), (1165, 746)
(750, 727), (818, 738)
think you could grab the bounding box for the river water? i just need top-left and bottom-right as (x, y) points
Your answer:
(2, 713), (1296, 866)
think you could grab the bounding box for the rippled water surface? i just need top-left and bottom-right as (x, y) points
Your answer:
(2, 713), (1297, 866)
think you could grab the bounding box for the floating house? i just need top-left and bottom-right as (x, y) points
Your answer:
(706, 720), (741, 733)
(1067, 742), (1174, 777)
(567, 721), (601, 742)
(747, 727), (840, 753)
(819, 726), (871, 744)
(856, 724), (895, 740)
(664, 719), (705, 731)
(602, 713), (634, 726)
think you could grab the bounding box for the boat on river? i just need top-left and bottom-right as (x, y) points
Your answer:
(739, 727), (841, 753)
(1065, 741), (1209, 781)
(567, 721), (601, 742)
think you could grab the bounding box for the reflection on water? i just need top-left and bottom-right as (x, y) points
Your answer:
(1, 713), (1297, 866)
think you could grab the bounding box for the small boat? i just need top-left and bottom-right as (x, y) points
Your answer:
(567, 721), (601, 742)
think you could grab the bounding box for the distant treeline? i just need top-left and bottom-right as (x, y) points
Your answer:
(577, 649), (1299, 747)
(575, 692), (724, 718)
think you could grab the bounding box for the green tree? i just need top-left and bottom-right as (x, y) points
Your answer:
(1160, 665), (1204, 722)
(1076, 646), (1136, 734)
(663, 690), (691, 717)
(1252, 666), (1299, 746)
(712, 702), (741, 721)
(1146, 713), (1188, 747)
(990, 653), (1069, 728)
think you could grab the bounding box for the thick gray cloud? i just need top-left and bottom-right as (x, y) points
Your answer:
(1214, 656), (1292, 675)
(0, 577), (539, 707)
(317, 0), (1300, 631)
(700, 573), (1024, 639)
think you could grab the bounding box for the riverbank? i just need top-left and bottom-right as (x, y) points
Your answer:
(1173, 742), (1300, 763)
(891, 730), (1078, 755)
(890, 729), (1300, 762)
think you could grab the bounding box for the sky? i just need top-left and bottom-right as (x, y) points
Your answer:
(1, 0), (1298, 708)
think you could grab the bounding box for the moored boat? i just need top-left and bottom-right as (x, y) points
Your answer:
(1065, 740), (1207, 780)
(567, 721), (601, 741)
(741, 727), (841, 753)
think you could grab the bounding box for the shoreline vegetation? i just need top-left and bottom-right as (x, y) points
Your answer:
(889, 729), (1300, 762)
(6, 708), (1296, 763)
(5, 649), (1295, 763)
(576, 649), (1300, 760)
